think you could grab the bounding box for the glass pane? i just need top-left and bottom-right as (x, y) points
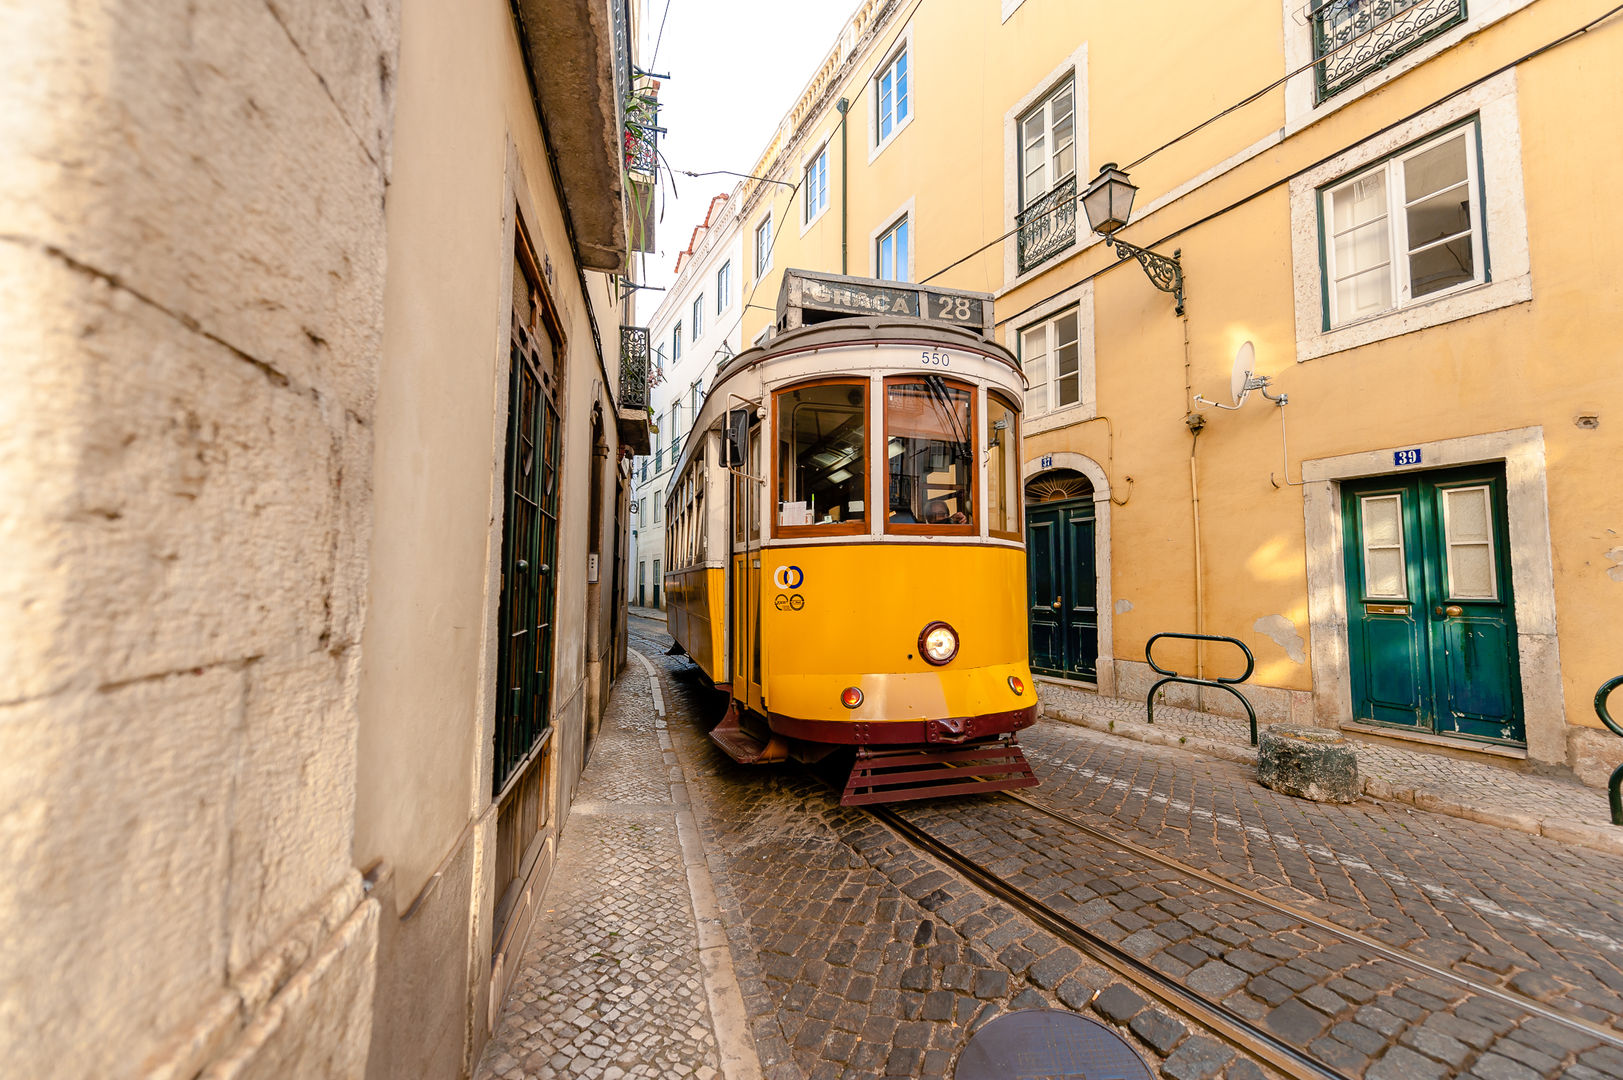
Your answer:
(1333, 216), (1391, 276)
(1051, 88), (1075, 179)
(1403, 134), (1468, 203)
(1444, 487), (1491, 543)
(879, 72), (893, 138)
(1021, 326), (1048, 413)
(987, 392), (1021, 537)
(1332, 171), (1386, 234)
(1450, 544), (1495, 599)
(1409, 236), (1474, 299)
(895, 220), (909, 282)
(895, 53), (908, 120)
(878, 233), (893, 280)
(776, 383), (866, 528)
(886, 379), (974, 528)
(1405, 185), (1471, 251)
(1361, 495), (1401, 545)
(1055, 312), (1080, 407)
(1336, 265), (1393, 322)
(1366, 549), (1406, 599)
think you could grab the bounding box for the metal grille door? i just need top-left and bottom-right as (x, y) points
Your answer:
(495, 311), (562, 795)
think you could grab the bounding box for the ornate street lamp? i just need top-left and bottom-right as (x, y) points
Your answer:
(1080, 163), (1185, 316)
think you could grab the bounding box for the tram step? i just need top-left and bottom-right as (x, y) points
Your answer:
(708, 702), (787, 764)
(841, 737), (1038, 806)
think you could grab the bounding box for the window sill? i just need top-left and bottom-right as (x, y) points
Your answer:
(799, 203), (831, 238)
(867, 112), (914, 166)
(1300, 273), (1531, 363)
(1023, 400), (1097, 437)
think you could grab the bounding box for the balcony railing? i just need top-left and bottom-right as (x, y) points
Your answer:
(621, 325), (650, 411)
(1312, 0), (1465, 102)
(1016, 174), (1078, 275)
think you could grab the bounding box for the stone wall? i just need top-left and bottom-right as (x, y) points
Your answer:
(0, 1), (398, 1076)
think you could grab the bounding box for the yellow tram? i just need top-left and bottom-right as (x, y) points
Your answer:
(663, 271), (1037, 804)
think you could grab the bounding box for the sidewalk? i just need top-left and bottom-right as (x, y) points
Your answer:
(475, 649), (759, 1080)
(1040, 689), (1623, 857)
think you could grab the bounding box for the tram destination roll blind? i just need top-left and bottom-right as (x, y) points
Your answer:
(776, 269), (995, 338)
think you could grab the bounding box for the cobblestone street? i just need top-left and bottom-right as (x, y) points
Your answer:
(476, 612), (1623, 1080)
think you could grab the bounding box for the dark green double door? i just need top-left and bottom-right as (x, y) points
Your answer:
(1026, 499), (1098, 681)
(1343, 464), (1523, 745)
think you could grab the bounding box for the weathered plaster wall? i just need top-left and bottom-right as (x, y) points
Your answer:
(0, 1), (397, 1077)
(353, 0), (630, 1073)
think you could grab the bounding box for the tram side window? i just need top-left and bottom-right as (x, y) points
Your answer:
(775, 382), (867, 533)
(986, 390), (1022, 540)
(885, 377), (975, 532)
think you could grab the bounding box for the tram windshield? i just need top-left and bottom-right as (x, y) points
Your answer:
(885, 377), (975, 532)
(776, 381), (867, 531)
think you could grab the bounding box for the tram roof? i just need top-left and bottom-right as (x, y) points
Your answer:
(712, 315), (1020, 387)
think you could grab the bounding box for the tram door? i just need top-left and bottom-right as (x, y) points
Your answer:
(730, 421), (765, 712)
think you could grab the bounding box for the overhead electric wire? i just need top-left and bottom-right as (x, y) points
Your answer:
(989, 0), (1623, 329)
(648, 0), (674, 71)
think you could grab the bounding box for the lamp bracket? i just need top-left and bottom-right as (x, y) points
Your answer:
(1105, 236), (1185, 316)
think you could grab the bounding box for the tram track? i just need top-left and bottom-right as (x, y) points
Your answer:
(866, 800), (1355, 1080)
(862, 787), (1623, 1080)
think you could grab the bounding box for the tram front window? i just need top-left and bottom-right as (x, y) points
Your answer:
(776, 381), (867, 532)
(886, 376), (974, 532)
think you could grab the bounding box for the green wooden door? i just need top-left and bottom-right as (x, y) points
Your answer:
(1342, 464), (1523, 745)
(1025, 498), (1097, 681)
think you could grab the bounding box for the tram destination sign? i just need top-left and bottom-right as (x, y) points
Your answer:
(776, 269), (994, 338)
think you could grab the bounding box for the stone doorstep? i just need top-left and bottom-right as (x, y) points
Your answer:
(1043, 708), (1623, 860)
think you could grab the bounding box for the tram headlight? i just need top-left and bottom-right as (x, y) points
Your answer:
(841, 686), (864, 709)
(919, 621), (960, 666)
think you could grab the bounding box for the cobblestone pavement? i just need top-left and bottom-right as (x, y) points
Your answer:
(476, 655), (723, 1080)
(630, 610), (1623, 1079)
(1018, 721), (1623, 1023)
(1046, 691), (1618, 847)
(629, 617), (1275, 1080)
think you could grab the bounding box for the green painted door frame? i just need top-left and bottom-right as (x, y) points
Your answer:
(1342, 463), (1524, 745)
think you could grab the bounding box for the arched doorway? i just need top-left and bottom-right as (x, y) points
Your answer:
(1025, 468), (1098, 681)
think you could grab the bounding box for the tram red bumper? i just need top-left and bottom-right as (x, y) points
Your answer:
(766, 704), (1037, 746)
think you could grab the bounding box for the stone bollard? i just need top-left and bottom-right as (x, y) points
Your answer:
(1257, 724), (1360, 803)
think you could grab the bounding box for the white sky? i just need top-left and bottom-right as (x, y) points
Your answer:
(633, 0), (859, 322)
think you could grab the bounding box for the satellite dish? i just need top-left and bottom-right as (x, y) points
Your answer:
(1230, 341), (1256, 406)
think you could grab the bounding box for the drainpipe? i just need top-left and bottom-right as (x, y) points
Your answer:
(1184, 313), (1206, 699)
(836, 97), (850, 274)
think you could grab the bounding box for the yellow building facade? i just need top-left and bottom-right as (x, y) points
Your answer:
(731, 0), (1623, 781)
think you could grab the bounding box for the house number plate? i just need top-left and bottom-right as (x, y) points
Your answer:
(1393, 448), (1423, 466)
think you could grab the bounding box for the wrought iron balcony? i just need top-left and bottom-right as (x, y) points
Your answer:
(1016, 174), (1078, 275)
(617, 325), (652, 454)
(621, 326), (650, 411)
(1312, 0), (1465, 102)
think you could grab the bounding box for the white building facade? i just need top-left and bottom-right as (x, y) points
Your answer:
(631, 189), (745, 608)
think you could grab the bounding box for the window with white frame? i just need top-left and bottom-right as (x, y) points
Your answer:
(717, 261), (731, 313)
(876, 216), (910, 282)
(1018, 79), (1076, 213)
(1018, 307), (1081, 414)
(876, 46), (909, 145)
(803, 148), (829, 224)
(755, 216), (773, 275)
(1320, 121), (1483, 329)
(672, 323), (682, 361)
(692, 295), (704, 340)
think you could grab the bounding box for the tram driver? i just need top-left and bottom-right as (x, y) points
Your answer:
(923, 498), (968, 526)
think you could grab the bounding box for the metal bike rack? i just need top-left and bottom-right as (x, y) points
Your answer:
(1596, 675), (1623, 826)
(1145, 632), (1259, 747)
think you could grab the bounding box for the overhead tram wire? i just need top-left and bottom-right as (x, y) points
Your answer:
(648, 0), (673, 71)
(922, 1), (1623, 320)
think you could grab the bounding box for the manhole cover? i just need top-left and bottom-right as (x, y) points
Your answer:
(955, 1009), (1152, 1080)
